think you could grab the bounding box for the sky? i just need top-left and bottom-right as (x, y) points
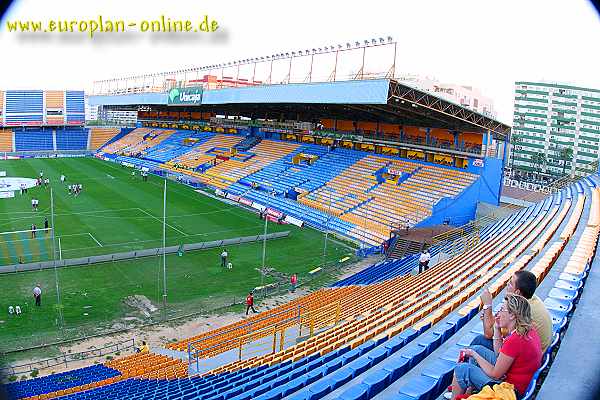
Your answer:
(0, 0), (599, 124)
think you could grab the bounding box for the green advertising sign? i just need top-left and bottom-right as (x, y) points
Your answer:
(167, 87), (203, 105)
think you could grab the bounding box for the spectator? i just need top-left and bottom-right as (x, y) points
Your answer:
(445, 294), (542, 399)
(33, 284), (42, 306)
(136, 341), (149, 354)
(382, 241), (389, 255)
(245, 291), (257, 315)
(474, 270), (552, 352)
(290, 273), (298, 292)
(418, 249), (431, 273)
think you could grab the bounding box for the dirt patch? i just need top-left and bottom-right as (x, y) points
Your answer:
(123, 295), (158, 318)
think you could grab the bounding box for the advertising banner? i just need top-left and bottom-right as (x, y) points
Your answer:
(167, 87), (203, 106)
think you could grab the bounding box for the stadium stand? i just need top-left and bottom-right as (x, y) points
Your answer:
(142, 130), (213, 163)
(166, 134), (243, 171)
(300, 155), (478, 244)
(198, 139), (300, 189)
(45, 91), (65, 125)
(121, 129), (176, 156)
(237, 146), (362, 196)
(100, 127), (153, 155)
(55, 128), (89, 150)
(4, 364), (121, 399)
(91, 128), (484, 246)
(14, 129), (54, 151)
(88, 128), (121, 150)
(0, 129), (14, 152)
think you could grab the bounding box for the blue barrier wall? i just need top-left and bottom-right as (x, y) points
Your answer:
(471, 157), (503, 206)
(416, 177), (481, 227)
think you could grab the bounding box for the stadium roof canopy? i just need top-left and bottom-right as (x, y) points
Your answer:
(90, 79), (511, 140)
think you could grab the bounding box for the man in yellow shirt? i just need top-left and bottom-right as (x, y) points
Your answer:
(474, 270), (552, 352)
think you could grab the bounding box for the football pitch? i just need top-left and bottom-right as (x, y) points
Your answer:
(0, 157), (353, 352)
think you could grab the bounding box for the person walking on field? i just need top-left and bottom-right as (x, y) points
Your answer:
(220, 249), (228, 268)
(245, 291), (257, 315)
(33, 284), (42, 306)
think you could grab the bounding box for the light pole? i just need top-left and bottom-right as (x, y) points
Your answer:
(51, 188), (64, 332)
(162, 179), (167, 320)
(261, 205), (268, 287)
(323, 188), (333, 266)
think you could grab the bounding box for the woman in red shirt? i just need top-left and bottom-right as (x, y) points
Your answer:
(448, 294), (542, 399)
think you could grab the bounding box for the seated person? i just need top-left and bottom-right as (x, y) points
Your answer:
(446, 294), (542, 399)
(136, 341), (149, 354)
(474, 270), (552, 353)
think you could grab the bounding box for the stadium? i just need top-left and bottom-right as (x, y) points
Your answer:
(1, 27), (600, 400)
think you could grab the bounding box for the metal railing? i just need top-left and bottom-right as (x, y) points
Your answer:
(1, 339), (135, 377)
(187, 300), (341, 371)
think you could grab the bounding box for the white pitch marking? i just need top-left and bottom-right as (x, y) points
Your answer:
(88, 232), (103, 247)
(137, 208), (188, 236)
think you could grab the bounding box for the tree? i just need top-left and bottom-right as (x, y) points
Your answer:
(558, 146), (574, 176)
(531, 152), (547, 176)
(509, 133), (522, 170)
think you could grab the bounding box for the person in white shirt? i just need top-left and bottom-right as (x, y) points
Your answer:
(33, 284), (42, 306)
(220, 249), (228, 268)
(15, 305), (22, 315)
(60, 175), (65, 183)
(418, 249), (431, 273)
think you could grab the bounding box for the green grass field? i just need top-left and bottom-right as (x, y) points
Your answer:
(0, 157), (353, 352)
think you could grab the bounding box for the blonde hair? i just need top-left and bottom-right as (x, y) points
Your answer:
(505, 293), (532, 336)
